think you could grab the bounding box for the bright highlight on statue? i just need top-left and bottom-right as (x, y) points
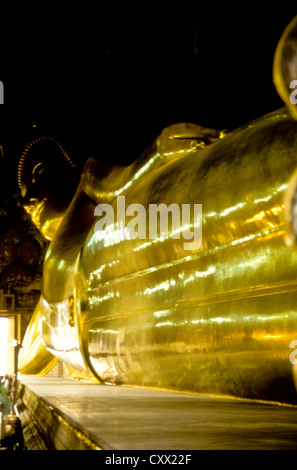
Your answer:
(17, 16), (297, 404)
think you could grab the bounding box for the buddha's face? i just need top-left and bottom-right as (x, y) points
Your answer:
(21, 162), (65, 240)
(18, 138), (78, 240)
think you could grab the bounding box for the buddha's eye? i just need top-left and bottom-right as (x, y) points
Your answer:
(32, 162), (47, 183)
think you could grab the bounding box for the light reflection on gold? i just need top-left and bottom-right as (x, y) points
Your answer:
(24, 198), (63, 241)
(17, 42), (297, 403)
(262, 335), (284, 340)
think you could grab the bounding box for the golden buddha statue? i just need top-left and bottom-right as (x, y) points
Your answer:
(18, 16), (297, 404)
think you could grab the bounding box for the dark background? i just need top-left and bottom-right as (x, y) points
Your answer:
(0, 8), (296, 194)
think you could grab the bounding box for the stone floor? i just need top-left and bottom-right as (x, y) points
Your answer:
(18, 375), (297, 450)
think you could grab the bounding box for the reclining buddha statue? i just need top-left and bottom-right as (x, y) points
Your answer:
(18, 16), (297, 404)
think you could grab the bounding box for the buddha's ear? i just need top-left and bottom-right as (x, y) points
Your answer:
(273, 15), (297, 119)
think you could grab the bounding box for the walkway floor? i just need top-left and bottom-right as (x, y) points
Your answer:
(19, 376), (297, 450)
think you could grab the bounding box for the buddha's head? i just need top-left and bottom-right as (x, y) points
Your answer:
(18, 137), (79, 240)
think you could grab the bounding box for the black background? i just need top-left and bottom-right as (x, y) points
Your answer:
(0, 7), (296, 194)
